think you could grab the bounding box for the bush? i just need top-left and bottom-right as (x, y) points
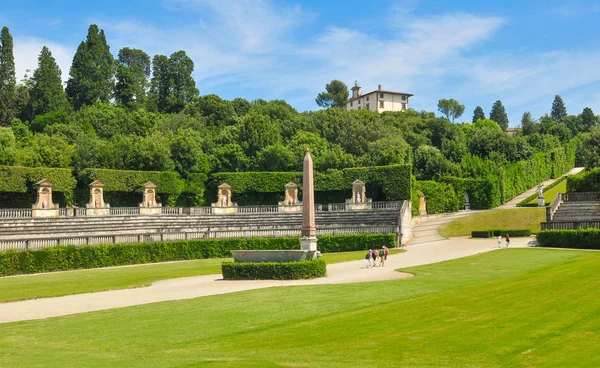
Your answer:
(0, 233), (395, 276)
(471, 231), (492, 238)
(221, 259), (326, 280)
(0, 165), (77, 205)
(567, 168), (600, 193)
(537, 229), (600, 249)
(415, 180), (460, 214)
(471, 229), (531, 238)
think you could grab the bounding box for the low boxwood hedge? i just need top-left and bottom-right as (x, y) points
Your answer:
(0, 233), (395, 277)
(537, 229), (600, 249)
(221, 259), (326, 280)
(471, 229), (532, 238)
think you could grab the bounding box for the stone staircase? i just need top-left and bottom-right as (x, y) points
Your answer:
(551, 201), (600, 222)
(409, 211), (478, 245)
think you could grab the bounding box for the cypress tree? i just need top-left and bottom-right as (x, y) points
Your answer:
(0, 26), (16, 126)
(489, 100), (509, 131)
(551, 95), (567, 122)
(472, 106), (485, 123)
(66, 24), (115, 110)
(30, 46), (70, 117)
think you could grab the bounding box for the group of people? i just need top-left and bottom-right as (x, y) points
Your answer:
(365, 246), (389, 268)
(497, 234), (511, 248)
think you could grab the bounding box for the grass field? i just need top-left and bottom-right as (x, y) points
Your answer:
(0, 249), (403, 303)
(1, 249), (598, 367)
(528, 180), (567, 205)
(439, 207), (546, 237)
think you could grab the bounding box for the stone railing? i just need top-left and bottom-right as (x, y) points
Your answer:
(0, 201), (403, 219)
(0, 208), (32, 218)
(541, 221), (600, 230)
(546, 193), (563, 222)
(0, 225), (398, 252)
(561, 192), (600, 202)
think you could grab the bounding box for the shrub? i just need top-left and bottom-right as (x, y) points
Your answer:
(0, 233), (395, 276)
(471, 231), (492, 238)
(490, 229), (532, 237)
(415, 180), (460, 214)
(221, 259), (326, 280)
(567, 168), (600, 193)
(537, 229), (600, 249)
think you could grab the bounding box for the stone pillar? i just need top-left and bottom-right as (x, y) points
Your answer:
(278, 182), (302, 213)
(300, 148), (317, 251)
(139, 181), (162, 215)
(86, 180), (110, 216)
(212, 183), (237, 214)
(32, 179), (59, 218)
(346, 179), (372, 210)
(419, 195), (427, 216)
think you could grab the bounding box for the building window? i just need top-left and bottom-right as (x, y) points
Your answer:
(366, 103), (370, 109)
(350, 102), (353, 107)
(366, 96), (369, 101)
(402, 95), (407, 101)
(358, 99), (361, 104)
(379, 93), (384, 99)
(402, 103), (407, 110)
(379, 101), (384, 108)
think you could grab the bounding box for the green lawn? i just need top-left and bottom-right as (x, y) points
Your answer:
(439, 207), (545, 237)
(528, 180), (567, 205)
(1, 249), (598, 367)
(0, 249), (402, 303)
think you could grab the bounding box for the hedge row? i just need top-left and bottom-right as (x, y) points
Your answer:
(536, 229), (600, 249)
(0, 233), (395, 276)
(79, 168), (185, 195)
(210, 164), (412, 202)
(222, 259), (326, 280)
(471, 229), (532, 238)
(413, 180), (460, 215)
(516, 175), (568, 207)
(567, 168), (599, 193)
(439, 176), (498, 210)
(0, 165), (77, 205)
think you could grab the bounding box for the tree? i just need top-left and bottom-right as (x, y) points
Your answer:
(437, 98), (465, 122)
(315, 80), (349, 108)
(239, 111), (281, 156)
(551, 95), (567, 122)
(520, 111), (537, 135)
(148, 51), (198, 113)
(30, 46), (70, 117)
(578, 127), (600, 169)
(65, 25), (115, 110)
(580, 107), (598, 132)
(472, 106), (485, 123)
(489, 100), (508, 131)
(0, 26), (16, 126)
(114, 47), (150, 107)
(0, 127), (17, 165)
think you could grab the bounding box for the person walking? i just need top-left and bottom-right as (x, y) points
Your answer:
(371, 248), (378, 267)
(379, 248), (386, 267)
(505, 233), (511, 248)
(497, 235), (502, 248)
(366, 249), (372, 268)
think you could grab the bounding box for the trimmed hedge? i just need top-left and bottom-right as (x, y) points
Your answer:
(414, 180), (460, 215)
(0, 233), (395, 276)
(221, 259), (326, 280)
(210, 164), (412, 203)
(517, 175), (567, 207)
(537, 229), (600, 249)
(79, 168), (184, 195)
(439, 176), (498, 210)
(471, 229), (532, 238)
(567, 168), (599, 193)
(0, 165), (77, 205)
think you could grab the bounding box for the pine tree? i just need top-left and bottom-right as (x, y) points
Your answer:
(551, 95), (567, 122)
(489, 100), (509, 131)
(580, 107), (597, 132)
(30, 46), (70, 117)
(66, 24), (115, 110)
(0, 26), (16, 126)
(520, 111), (537, 135)
(472, 106), (485, 123)
(114, 47), (150, 107)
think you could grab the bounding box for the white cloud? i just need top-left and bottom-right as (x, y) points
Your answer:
(13, 37), (73, 83)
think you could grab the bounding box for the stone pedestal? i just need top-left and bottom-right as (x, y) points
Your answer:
(419, 196), (427, 216)
(346, 180), (372, 210)
(211, 183), (237, 214)
(86, 180), (110, 216)
(32, 179), (59, 218)
(279, 182), (302, 213)
(300, 236), (318, 251)
(538, 197), (545, 207)
(139, 181), (161, 215)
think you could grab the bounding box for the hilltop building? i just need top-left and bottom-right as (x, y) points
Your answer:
(346, 81), (412, 113)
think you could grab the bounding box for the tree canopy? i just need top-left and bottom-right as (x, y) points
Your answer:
(316, 80), (349, 108)
(0, 26), (15, 126)
(551, 95), (567, 122)
(437, 98), (465, 122)
(490, 100), (509, 131)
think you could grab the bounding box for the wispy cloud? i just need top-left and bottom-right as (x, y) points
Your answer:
(13, 37), (74, 83)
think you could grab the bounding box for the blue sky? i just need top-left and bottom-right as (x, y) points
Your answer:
(2, 0), (600, 126)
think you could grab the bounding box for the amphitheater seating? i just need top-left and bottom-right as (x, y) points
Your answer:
(551, 201), (600, 222)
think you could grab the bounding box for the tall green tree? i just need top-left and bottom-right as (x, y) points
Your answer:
(315, 80), (349, 108)
(520, 111), (537, 135)
(580, 107), (598, 132)
(551, 95), (567, 122)
(30, 46), (70, 117)
(114, 47), (150, 107)
(0, 26), (16, 126)
(65, 24), (115, 110)
(149, 51), (198, 113)
(437, 98), (465, 122)
(472, 106), (485, 123)
(489, 100), (509, 131)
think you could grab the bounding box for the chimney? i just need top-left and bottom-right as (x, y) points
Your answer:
(378, 84), (382, 90)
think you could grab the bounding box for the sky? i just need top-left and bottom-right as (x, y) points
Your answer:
(2, 0), (600, 126)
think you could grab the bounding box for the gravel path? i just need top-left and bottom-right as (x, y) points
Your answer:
(0, 234), (534, 324)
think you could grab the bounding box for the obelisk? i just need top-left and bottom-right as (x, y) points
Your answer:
(300, 147), (317, 251)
